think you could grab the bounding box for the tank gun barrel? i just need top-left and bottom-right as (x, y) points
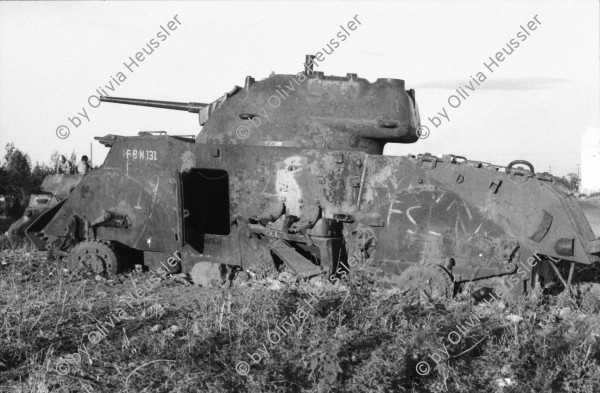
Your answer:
(99, 96), (207, 113)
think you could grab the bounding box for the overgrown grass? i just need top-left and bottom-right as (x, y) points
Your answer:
(1, 242), (600, 392)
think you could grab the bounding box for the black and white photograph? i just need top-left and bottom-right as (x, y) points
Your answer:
(0, 1), (599, 392)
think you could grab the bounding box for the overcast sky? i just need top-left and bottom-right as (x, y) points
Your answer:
(0, 0), (598, 176)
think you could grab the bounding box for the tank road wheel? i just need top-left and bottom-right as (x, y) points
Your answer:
(190, 262), (227, 287)
(67, 240), (119, 276)
(390, 264), (454, 300)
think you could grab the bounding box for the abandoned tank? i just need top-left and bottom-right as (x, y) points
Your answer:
(26, 56), (600, 298)
(6, 175), (82, 238)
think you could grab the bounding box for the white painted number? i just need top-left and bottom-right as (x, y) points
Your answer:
(126, 149), (158, 161)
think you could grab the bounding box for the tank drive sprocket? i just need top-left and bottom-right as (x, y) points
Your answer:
(388, 264), (454, 299)
(67, 240), (119, 276)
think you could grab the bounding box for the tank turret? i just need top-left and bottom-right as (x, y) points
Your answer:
(100, 56), (421, 154)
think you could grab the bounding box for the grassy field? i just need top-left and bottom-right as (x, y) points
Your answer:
(1, 239), (600, 393)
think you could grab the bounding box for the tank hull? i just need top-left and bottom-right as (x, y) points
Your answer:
(27, 135), (600, 296)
